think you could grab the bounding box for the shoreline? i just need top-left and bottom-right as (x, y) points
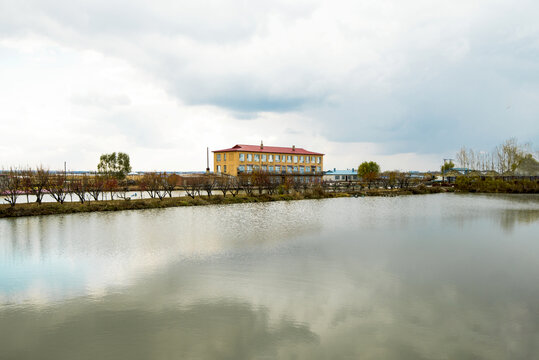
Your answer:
(0, 187), (453, 218)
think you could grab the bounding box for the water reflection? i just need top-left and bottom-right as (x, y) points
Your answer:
(1, 194), (539, 359)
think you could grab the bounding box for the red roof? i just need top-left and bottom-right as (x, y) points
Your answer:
(213, 144), (324, 156)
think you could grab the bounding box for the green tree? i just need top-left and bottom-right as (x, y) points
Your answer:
(357, 161), (380, 189)
(97, 152), (132, 180)
(441, 161), (455, 183)
(441, 161), (455, 174)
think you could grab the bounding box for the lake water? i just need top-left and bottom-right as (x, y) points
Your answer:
(1, 193), (538, 359)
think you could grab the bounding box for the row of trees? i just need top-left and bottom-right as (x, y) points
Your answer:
(0, 166), (329, 207)
(0, 167), (191, 207)
(455, 138), (537, 173)
(0, 151), (136, 207)
(354, 161), (430, 189)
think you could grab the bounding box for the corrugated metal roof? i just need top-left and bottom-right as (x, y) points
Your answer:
(213, 144), (324, 155)
(325, 170), (357, 175)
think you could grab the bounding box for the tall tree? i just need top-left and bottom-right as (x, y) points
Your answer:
(441, 161), (455, 173)
(357, 161), (380, 189)
(441, 161), (455, 183)
(97, 152), (132, 180)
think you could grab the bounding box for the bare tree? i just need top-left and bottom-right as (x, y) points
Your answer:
(184, 176), (203, 199)
(116, 178), (131, 201)
(202, 175), (216, 198)
(238, 174), (255, 196)
(267, 175), (280, 195)
(70, 175), (89, 203)
(140, 173), (166, 200)
(21, 169), (32, 204)
(2, 168), (21, 207)
(30, 166), (50, 204)
(252, 171), (270, 195)
(89, 174), (106, 201)
(217, 175), (232, 197)
(495, 138), (528, 174)
(229, 176), (241, 197)
(163, 173), (180, 198)
(104, 177), (118, 200)
(47, 174), (68, 204)
(396, 171), (411, 189)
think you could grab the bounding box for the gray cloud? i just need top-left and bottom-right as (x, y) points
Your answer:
(0, 0), (538, 156)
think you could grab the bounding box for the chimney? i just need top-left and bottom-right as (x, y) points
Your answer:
(292, 145), (295, 151)
(261, 141), (263, 149)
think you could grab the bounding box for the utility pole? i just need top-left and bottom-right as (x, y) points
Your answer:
(206, 147), (210, 174)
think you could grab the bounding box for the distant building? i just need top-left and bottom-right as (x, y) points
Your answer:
(323, 169), (358, 182)
(213, 143), (324, 176)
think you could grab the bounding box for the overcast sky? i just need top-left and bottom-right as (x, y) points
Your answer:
(1, 0), (538, 171)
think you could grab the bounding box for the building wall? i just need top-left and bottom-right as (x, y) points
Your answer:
(214, 151), (323, 176)
(323, 174), (358, 181)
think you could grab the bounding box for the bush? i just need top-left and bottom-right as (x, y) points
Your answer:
(455, 176), (538, 193)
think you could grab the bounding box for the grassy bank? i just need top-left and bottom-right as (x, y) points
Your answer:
(455, 177), (539, 194)
(0, 186), (453, 218)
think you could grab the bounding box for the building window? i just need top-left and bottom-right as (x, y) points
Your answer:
(293, 156), (298, 163)
(269, 165), (274, 172)
(224, 165), (227, 173)
(247, 154), (253, 161)
(311, 156), (315, 163)
(238, 165), (245, 172)
(287, 155), (292, 162)
(305, 156), (310, 163)
(254, 165), (260, 171)
(268, 154), (273, 162)
(254, 154), (259, 162)
(261, 154), (266, 162)
(247, 165), (253, 173)
(317, 166), (321, 172)
(305, 166), (310, 172)
(275, 155), (280, 162)
(239, 153), (245, 162)
(317, 157), (321, 164)
(216, 154), (221, 162)
(216, 165), (221, 173)
(293, 166), (298, 172)
(224, 154), (227, 161)
(335, 175), (340, 180)
(287, 166), (293, 173)
(299, 156), (304, 163)
(300, 166), (304, 174)
(262, 165), (267, 171)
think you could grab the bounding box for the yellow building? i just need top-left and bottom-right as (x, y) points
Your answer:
(213, 143), (324, 177)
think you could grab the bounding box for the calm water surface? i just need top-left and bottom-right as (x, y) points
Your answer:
(1, 193), (539, 359)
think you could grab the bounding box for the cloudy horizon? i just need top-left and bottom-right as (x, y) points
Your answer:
(1, 0), (538, 172)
